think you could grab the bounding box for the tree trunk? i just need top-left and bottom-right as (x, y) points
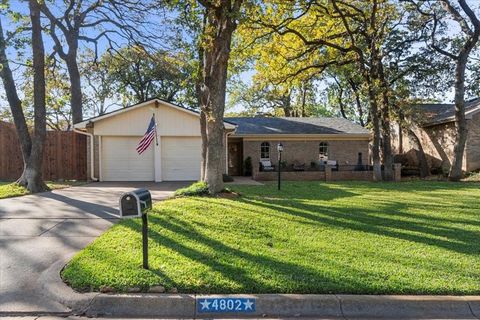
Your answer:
(200, 109), (207, 181)
(408, 129), (429, 178)
(449, 55), (468, 181)
(398, 112), (404, 154)
(334, 77), (348, 119)
(282, 92), (292, 117)
(26, 0), (48, 192)
(197, 9), (208, 182)
(368, 87), (382, 181)
(380, 105), (394, 181)
(363, 62), (382, 181)
(348, 78), (365, 127)
(378, 63), (393, 181)
(198, 2), (242, 194)
(65, 50), (83, 124)
(0, 17), (32, 174)
(0, 7), (48, 192)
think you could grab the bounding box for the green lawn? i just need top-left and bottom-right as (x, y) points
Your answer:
(63, 181), (480, 295)
(0, 181), (84, 199)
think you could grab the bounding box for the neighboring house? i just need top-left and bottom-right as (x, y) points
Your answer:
(392, 98), (480, 172)
(74, 98), (371, 182)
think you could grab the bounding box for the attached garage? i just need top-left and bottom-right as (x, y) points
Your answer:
(74, 99), (235, 182)
(101, 136), (154, 181)
(161, 137), (202, 181)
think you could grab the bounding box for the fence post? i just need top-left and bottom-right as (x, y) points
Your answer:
(325, 165), (332, 182)
(393, 163), (402, 182)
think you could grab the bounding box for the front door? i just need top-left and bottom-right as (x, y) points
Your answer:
(228, 142), (243, 176)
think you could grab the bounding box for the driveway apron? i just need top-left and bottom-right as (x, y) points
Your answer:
(0, 181), (186, 314)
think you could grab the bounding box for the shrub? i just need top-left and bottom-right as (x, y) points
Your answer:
(174, 181), (209, 197)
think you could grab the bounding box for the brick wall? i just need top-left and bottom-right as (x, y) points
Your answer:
(391, 119), (475, 172)
(255, 171), (326, 181)
(244, 139), (370, 177)
(466, 112), (480, 171)
(254, 170), (374, 181)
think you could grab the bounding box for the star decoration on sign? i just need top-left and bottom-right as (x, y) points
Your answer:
(243, 299), (254, 310)
(200, 299), (211, 310)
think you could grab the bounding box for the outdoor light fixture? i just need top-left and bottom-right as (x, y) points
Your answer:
(277, 143), (284, 153)
(277, 143), (283, 190)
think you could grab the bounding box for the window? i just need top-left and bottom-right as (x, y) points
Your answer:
(260, 142), (270, 159)
(319, 142), (329, 158)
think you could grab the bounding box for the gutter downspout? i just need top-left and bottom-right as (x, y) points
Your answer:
(73, 127), (99, 182)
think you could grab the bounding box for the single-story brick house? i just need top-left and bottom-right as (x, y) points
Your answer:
(74, 98), (371, 181)
(392, 98), (480, 172)
(226, 117), (370, 180)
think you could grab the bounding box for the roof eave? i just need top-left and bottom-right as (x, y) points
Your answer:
(73, 98), (236, 130)
(232, 133), (370, 139)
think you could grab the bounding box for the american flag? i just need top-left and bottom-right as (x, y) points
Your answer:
(136, 115), (157, 154)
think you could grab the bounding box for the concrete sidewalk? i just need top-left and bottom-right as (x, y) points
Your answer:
(38, 257), (480, 319)
(0, 182), (187, 314)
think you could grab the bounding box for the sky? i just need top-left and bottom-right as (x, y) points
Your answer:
(0, 0), (475, 122)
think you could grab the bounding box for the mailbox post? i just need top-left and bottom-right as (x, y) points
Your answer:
(141, 211), (148, 269)
(119, 188), (152, 270)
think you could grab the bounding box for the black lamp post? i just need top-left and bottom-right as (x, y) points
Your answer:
(277, 143), (284, 190)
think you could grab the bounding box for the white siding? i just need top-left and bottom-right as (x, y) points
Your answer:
(161, 137), (201, 181)
(94, 102), (201, 137)
(101, 136), (154, 181)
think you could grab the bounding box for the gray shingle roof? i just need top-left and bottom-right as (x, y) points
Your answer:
(226, 117), (369, 135)
(414, 98), (480, 126)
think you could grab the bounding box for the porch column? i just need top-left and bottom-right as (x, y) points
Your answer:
(325, 165), (332, 181)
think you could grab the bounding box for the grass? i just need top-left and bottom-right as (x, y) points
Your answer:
(0, 180), (84, 199)
(63, 181), (480, 295)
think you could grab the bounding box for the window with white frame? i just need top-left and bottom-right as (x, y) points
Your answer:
(319, 142), (329, 159)
(260, 142), (270, 159)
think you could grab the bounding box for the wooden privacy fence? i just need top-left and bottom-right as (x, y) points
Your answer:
(0, 121), (87, 181)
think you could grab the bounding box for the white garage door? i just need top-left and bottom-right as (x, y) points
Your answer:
(101, 136), (154, 181)
(161, 137), (201, 181)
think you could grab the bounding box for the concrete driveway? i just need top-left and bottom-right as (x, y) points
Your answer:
(0, 181), (188, 314)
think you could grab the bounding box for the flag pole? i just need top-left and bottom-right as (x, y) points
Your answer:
(153, 113), (159, 146)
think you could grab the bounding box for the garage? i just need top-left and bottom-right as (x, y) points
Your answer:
(74, 99), (235, 182)
(101, 136), (154, 181)
(161, 137), (202, 181)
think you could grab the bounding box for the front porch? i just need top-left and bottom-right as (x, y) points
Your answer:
(226, 136), (374, 181)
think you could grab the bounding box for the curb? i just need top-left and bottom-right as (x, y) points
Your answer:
(40, 258), (480, 319)
(38, 255), (98, 315)
(338, 295), (479, 319)
(87, 293), (196, 318)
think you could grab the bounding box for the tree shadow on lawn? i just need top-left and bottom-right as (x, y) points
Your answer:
(119, 206), (480, 295)
(241, 182), (360, 202)
(123, 214), (381, 294)
(62, 226), (177, 292)
(238, 195), (480, 256)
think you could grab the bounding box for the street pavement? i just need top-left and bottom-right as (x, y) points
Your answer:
(0, 182), (187, 314)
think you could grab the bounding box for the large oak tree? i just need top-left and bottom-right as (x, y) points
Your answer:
(0, 0), (48, 192)
(197, 0), (244, 194)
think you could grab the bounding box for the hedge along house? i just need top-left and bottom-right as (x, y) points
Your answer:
(74, 98), (371, 182)
(392, 98), (480, 173)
